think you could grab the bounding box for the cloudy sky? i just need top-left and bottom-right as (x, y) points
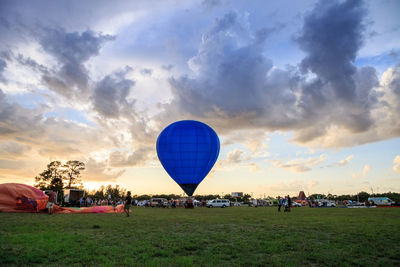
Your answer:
(0, 0), (399, 197)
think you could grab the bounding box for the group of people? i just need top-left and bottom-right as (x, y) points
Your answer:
(82, 191), (133, 217)
(78, 197), (126, 207)
(277, 196), (292, 212)
(43, 190), (134, 216)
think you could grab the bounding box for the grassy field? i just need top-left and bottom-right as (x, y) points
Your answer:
(1, 207), (399, 266)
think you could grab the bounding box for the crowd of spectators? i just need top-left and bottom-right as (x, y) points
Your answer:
(78, 197), (134, 207)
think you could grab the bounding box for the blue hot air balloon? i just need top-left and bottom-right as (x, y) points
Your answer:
(156, 120), (220, 196)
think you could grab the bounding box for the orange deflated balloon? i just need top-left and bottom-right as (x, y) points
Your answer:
(0, 183), (48, 212)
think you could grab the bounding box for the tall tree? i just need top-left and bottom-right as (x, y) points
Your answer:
(357, 191), (370, 202)
(91, 185), (105, 199)
(62, 160), (85, 188)
(34, 161), (63, 191)
(99, 185), (126, 200)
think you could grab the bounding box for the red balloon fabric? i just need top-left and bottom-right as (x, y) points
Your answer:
(0, 183), (125, 214)
(53, 204), (124, 214)
(0, 183), (48, 212)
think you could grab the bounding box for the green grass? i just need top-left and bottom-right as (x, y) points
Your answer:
(1, 207), (399, 266)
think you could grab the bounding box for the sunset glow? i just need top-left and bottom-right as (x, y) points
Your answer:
(0, 0), (399, 196)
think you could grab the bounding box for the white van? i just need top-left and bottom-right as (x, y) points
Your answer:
(368, 197), (394, 206)
(207, 199), (230, 208)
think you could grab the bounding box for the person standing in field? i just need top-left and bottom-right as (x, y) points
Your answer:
(287, 195), (292, 212)
(46, 191), (56, 215)
(284, 196), (289, 212)
(124, 191), (132, 217)
(112, 199), (117, 211)
(253, 198), (258, 207)
(277, 196), (282, 212)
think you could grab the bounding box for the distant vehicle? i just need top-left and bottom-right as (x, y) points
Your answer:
(318, 200), (336, 207)
(63, 189), (84, 207)
(346, 200), (359, 206)
(368, 197), (394, 206)
(326, 202), (336, 207)
(233, 202), (242, 207)
(136, 200), (147, 206)
(207, 199), (230, 208)
(150, 198), (168, 207)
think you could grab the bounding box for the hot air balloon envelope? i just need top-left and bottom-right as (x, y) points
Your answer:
(156, 120), (220, 196)
(0, 183), (125, 214)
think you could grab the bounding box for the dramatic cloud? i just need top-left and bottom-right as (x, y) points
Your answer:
(216, 149), (248, 170)
(0, 0), (398, 195)
(294, 0), (379, 136)
(39, 28), (115, 98)
(0, 141), (30, 158)
(381, 65), (400, 116)
(0, 88), (114, 159)
(222, 130), (270, 157)
(160, 0), (398, 149)
(92, 67), (135, 119)
(0, 159), (23, 170)
(297, 0), (365, 100)
(0, 58), (7, 83)
(84, 158), (125, 182)
(225, 149), (247, 164)
(109, 147), (153, 168)
(161, 64), (174, 71)
(0, 19), (155, 170)
(140, 68), (153, 76)
(167, 11), (280, 120)
(0, 88), (42, 139)
(4, 0), (397, 154)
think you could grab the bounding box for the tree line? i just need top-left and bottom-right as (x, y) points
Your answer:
(34, 161), (129, 200)
(34, 161), (400, 203)
(88, 185), (127, 200)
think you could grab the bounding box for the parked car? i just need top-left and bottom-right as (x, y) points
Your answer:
(346, 200), (363, 206)
(150, 198), (168, 207)
(137, 200), (148, 206)
(318, 201), (336, 207)
(207, 199), (230, 208)
(326, 202), (336, 207)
